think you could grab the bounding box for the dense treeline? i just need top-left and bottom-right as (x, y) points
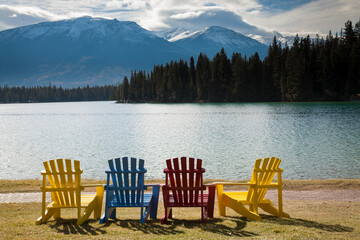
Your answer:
(0, 85), (116, 103)
(1, 19), (359, 103)
(116, 19), (360, 102)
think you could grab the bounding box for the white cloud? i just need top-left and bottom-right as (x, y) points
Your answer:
(0, 4), (63, 20)
(0, 4), (65, 30)
(105, 0), (150, 10)
(0, 0), (358, 36)
(242, 0), (360, 36)
(170, 11), (204, 20)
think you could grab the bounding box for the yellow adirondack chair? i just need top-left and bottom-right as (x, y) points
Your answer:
(216, 157), (290, 221)
(36, 159), (104, 225)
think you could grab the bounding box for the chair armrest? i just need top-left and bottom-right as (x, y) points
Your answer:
(214, 182), (255, 186)
(145, 184), (160, 188)
(144, 184), (160, 191)
(204, 183), (216, 187)
(82, 184), (104, 196)
(82, 184), (105, 188)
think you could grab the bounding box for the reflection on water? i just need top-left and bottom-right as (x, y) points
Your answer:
(0, 101), (359, 180)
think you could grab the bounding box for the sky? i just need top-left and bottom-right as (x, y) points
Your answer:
(0, 0), (359, 37)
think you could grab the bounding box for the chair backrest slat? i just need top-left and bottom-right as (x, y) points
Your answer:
(189, 157), (195, 203)
(130, 158), (137, 204)
(74, 160), (81, 205)
(166, 159), (178, 203)
(194, 159), (202, 204)
(164, 157), (204, 205)
(106, 157), (147, 205)
(49, 160), (65, 205)
(137, 159), (145, 204)
(248, 158), (262, 202)
(259, 157), (281, 200)
(65, 159), (75, 206)
(56, 159), (70, 205)
(181, 157), (188, 204)
(114, 158), (125, 203)
(173, 158), (183, 204)
(122, 157), (130, 203)
(248, 157), (281, 202)
(43, 161), (60, 205)
(109, 159), (120, 204)
(42, 159), (81, 207)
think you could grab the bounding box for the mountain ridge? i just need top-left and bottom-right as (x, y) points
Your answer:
(0, 16), (270, 87)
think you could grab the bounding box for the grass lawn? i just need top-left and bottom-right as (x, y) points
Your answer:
(0, 179), (359, 239)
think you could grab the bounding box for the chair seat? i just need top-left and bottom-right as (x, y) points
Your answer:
(161, 157), (216, 224)
(106, 193), (153, 208)
(223, 192), (272, 205)
(166, 194), (212, 207)
(36, 159), (104, 225)
(100, 157), (160, 224)
(216, 157), (289, 221)
(47, 193), (98, 208)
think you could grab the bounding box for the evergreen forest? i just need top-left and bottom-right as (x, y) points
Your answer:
(0, 85), (116, 103)
(1, 19), (359, 104)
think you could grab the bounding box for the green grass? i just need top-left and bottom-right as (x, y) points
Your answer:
(1, 200), (359, 239)
(1, 179), (360, 239)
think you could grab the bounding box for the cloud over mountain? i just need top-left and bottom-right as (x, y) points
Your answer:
(0, 0), (358, 36)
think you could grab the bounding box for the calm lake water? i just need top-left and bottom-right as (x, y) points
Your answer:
(0, 101), (359, 180)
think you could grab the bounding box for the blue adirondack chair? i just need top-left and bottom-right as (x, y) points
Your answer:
(99, 157), (160, 223)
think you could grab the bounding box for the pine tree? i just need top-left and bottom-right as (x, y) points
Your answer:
(188, 57), (197, 101)
(195, 53), (211, 101)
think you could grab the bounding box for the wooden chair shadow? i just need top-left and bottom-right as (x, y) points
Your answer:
(262, 215), (354, 232)
(100, 219), (184, 235)
(101, 218), (258, 237)
(49, 219), (106, 235)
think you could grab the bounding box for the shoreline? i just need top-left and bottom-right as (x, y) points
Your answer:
(1, 178), (359, 193)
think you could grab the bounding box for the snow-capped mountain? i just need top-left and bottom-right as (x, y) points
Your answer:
(154, 28), (189, 41)
(0, 16), (192, 87)
(247, 32), (294, 46)
(158, 26), (294, 47)
(0, 17), (271, 87)
(0, 16), (156, 41)
(172, 26), (268, 59)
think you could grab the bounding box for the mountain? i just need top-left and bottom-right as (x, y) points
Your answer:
(154, 28), (189, 40)
(0, 16), (192, 87)
(171, 26), (268, 59)
(0, 17), (270, 87)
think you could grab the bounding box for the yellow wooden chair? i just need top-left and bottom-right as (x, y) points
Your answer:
(36, 159), (104, 225)
(216, 157), (290, 221)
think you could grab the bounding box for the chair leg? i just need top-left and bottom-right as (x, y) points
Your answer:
(259, 203), (290, 218)
(101, 207), (116, 223)
(161, 207), (172, 224)
(53, 209), (61, 219)
(99, 213), (107, 224)
(36, 208), (57, 224)
(94, 186), (104, 219)
(168, 208), (173, 219)
(109, 207), (116, 219)
(77, 200), (96, 225)
(141, 205), (151, 224)
(224, 195), (262, 221)
(207, 186), (215, 218)
(150, 186), (160, 219)
(202, 207), (207, 224)
(216, 185), (226, 216)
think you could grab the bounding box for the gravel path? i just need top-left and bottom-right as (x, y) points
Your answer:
(1, 190), (360, 203)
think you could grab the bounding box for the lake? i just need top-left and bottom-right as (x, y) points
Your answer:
(0, 101), (359, 180)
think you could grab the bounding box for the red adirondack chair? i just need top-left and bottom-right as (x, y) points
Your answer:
(161, 157), (215, 224)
